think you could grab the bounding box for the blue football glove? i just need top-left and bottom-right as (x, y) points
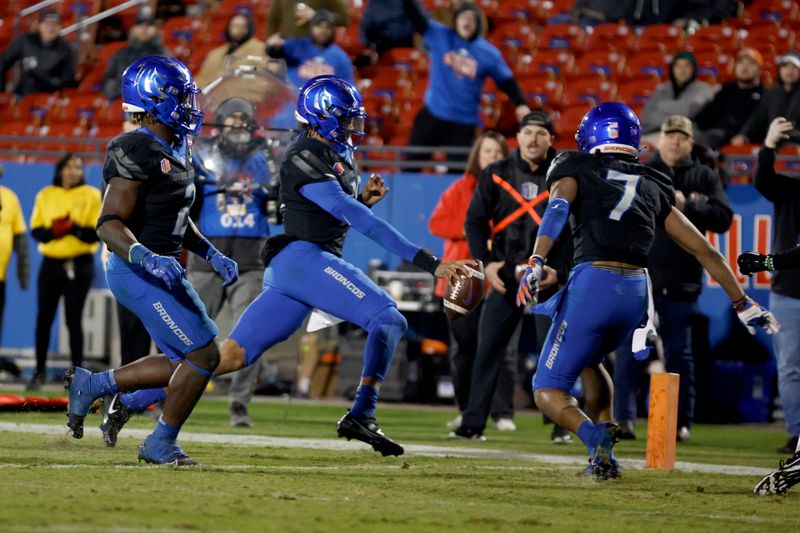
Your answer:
(736, 296), (780, 335)
(516, 255), (544, 307)
(209, 251), (239, 287)
(136, 248), (184, 290)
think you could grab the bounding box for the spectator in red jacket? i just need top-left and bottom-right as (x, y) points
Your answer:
(429, 131), (510, 430)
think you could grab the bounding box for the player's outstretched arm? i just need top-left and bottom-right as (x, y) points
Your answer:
(299, 180), (472, 280)
(517, 177), (577, 307)
(183, 218), (239, 287)
(663, 207), (779, 334)
(97, 177), (184, 290)
(739, 246), (800, 275)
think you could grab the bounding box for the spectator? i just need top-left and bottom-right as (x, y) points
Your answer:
(267, 9), (354, 87)
(102, 9), (164, 100)
(428, 131), (513, 430)
(733, 51), (800, 146)
(640, 51), (714, 144)
(0, 163), (30, 343)
(453, 112), (569, 440)
(267, 0), (350, 39)
(614, 115), (732, 442)
(695, 48), (764, 150)
(195, 13), (267, 90)
(572, 0), (627, 26)
(0, 11), (76, 97)
(401, 0), (530, 164)
(191, 97), (282, 427)
(754, 116), (800, 454)
(361, 0), (416, 54)
(28, 154), (101, 389)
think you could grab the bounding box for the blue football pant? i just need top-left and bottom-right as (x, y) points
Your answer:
(533, 265), (647, 393)
(230, 241), (406, 381)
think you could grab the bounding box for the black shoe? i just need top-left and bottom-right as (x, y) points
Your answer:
(619, 420), (636, 440)
(448, 426), (487, 441)
(337, 411), (404, 457)
(26, 373), (46, 391)
(100, 394), (132, 448)
(229, 402), (254, 428)
(755, 451), (800, 495)
(777, 435), (799, 455)
(551, 425), (573, 444)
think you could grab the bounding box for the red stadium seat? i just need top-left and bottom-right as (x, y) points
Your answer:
(489, 0), (537, 24)
(39, 123), (92, 152)
(51, 93), (106, 125)
(489, 22), (537, 53)
(94, 100), (125, 128)
(517, 50), (575, 78)
(570, 50), (626, 80)
(746, 0), (799, 24)
(583, 23), (635, 53)
(633, 24), (684, 53)
(560, 77), (616, 108)
(685, 25), (740, 54)
(555, 104), (593, 140)
(518, 76), (563, 110)
(377, 48), (428, 74)
(162, 16), (203, 45)
(615, 77), (660, 107)
(96, 40), (128, 64)
(740, 24), (796, 53)
(537, 24), (585, 51)
(693, 51), (733, 84)
(621, 50), (674, 81)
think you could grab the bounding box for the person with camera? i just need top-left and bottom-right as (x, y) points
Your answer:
(746, 116), (800, 454)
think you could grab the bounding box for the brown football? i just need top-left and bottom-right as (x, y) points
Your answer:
(443, 260), (486, 319)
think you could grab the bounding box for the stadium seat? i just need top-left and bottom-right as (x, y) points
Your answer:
(555, 104), (593, 140)
(685, 25), (740, 54)
(537, 24), (585, 51)
(377, 48), (428, 74)
(162, 16), (203, 45)
(570, 50), (626, 80)
(583, 23), (635, 53)
(560, 77), (616, 108)
(740, 24), (796, 53)
(489, 22), (537, 53)
(746, 0), (799, 24)
(693, 51), (733, 84)
(615, 77), (660, 107)
(0, 121), (42, 153)
(93, 100), (124, 128)
(518, 76), (563, 109)
(621, 50), (674, 81)
(633, 24), (684, 53)
(517, 50), (575, 78)
(489, 0), (536, 25)
(40, 123), (92, 152)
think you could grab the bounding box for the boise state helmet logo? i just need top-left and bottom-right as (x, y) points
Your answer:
(609, 122), (619, 139)
(161, 158), (171, 174)
(315, 89), (334, 115)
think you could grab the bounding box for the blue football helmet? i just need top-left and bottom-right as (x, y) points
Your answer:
(575, 102), (640, 157)
(295, 75), (366, 155)
(121, 55), (203, 137)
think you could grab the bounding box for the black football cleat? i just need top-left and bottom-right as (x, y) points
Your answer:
(754, 451), (800, 495)
(588, 422), (623, 481)
(449, 426), (487, 441)
(337, 411), (404, 457)
(100, 394), (133, 448)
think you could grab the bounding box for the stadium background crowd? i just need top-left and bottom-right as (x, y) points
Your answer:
(0, 0), (799, 452)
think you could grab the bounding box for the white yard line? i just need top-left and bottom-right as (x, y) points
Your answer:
(0, 421), (772, 477)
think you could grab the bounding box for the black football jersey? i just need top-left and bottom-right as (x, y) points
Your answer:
(103, 130), (196, 258)
(546, 151), (674, 267)
(278, 137), (361, 257)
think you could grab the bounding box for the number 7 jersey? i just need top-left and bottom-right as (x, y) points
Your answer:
(546, 151), (675, 267)
(102, 129), (196, 258)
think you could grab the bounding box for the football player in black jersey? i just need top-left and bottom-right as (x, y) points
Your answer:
(84, 75), (474, 457)
(64, 56), (239, 466)
(516, 102), (779, 479)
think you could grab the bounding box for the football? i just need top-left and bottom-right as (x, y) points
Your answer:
(443, 260), (486, 319)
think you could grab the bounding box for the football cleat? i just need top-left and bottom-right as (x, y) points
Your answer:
(138, 434), (198, 467)
(754, 451), (800, 495)
(551, 425), (573, 445)
(229, 402), (254, 428)
(65, 366), (98, 439)
(587, 422), (622, 481)
(100, 394), (133, 448)
(337, 411), (404, 457)
(449, 426), (487, 442)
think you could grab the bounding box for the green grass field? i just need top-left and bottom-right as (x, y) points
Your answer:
(1, 392), (799, 532)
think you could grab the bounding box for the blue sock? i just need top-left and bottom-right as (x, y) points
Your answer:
(120, 388), (166, 413)
(577, 421), (601, 453)
(152, 416), (180, 442)
(89, 370), (118, 397)
(350, 384), (379, 419)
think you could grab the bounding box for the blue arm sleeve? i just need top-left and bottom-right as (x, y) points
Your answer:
(299, 180), (422, 262)
(537, 197), (570, 241)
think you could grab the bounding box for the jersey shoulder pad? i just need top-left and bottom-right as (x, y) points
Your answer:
(546, 151), (590, 183)
(640, 164), (676, 204)
(103, 131), (158, 182)
(283, 138), (338, 183)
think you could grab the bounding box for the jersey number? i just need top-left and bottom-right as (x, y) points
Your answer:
(607, 171), (640, 221)
(171, 183), (196, 236)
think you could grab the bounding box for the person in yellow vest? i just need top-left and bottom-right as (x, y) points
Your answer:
(0, 162), (30, 354)
(28, 154), (101, 389)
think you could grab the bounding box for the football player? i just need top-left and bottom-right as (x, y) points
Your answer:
(739, 249), (800, 495)
(516, 102), (779, 479)
(64, 55), (239, 466)
(96, 75), (473, 457)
